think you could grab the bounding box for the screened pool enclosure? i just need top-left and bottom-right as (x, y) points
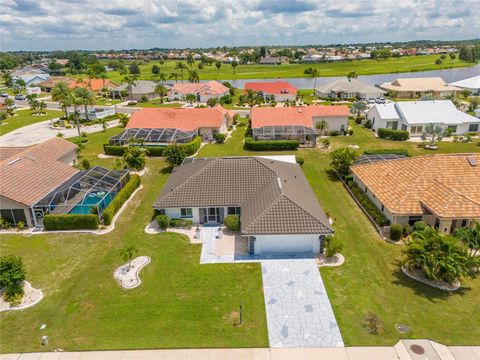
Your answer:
(31, 166), (130, 226)
(109, 128), (198, 146)
(252, 125), (317, 144)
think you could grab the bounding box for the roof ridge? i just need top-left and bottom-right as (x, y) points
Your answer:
(241, 190), (284, 233)
(394, 157), (434, 210)
(281, 193), (332, 231)
(430, 178), (480, 209)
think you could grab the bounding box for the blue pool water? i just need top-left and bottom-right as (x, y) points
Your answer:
(69, 192), (114, 215)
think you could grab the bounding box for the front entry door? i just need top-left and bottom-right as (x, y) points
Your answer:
(200, 207), (224, 224)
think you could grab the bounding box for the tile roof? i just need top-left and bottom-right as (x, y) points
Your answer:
(170, 81), (229, 96)
(154, 157), (332, 235)
(244, 80), (297, 95)
(0, 147), (26, 161)
(112, 80), (156, 94)
(68, 79), (118, 91)
(251, 105), (350, 128)
(351, 154), (480, 218)
(37, 76), (74, 88)
(315, 78), (383, 94)
(380, 77), (461, 92)
(0, 138), (79, 206)
(126, 106), (233, 131)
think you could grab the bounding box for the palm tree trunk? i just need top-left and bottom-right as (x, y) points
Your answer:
(75, 108), (81, 139)
(84, 104), (89, 121)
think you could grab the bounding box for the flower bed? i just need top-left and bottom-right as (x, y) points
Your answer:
(0, 281), (43, 312)
(401, 266), (460, 291)
(113, 256), (151, 289)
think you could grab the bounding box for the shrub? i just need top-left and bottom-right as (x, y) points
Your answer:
(390, 224), (403, 241)
(329, 147), (357, 179)
(104, 137), (200, 158)
(140, 95), (149, 103)
(364, 120), (372, 129)
(403, 224), (412, 237)
(181, 136), (201, 156)
(43, 214), (99, 230)
(156, 214), (169, 230)
(123, 146), (146, 170)
(103, 144), (127, 156)
(348, 129), (354, 136)
(164, 144), (187, 167)
(219, 94), (233, 104)
(224, 215), (240, 232)
(377, 128), (409, 141)
(354, 117), (362, 124)
(244, 137), (299, 151)
(145, 146), (166, 156)
(320, 138), (330, 149)
(214, 133), (226, 143)
(81, 158), (91, 170)
(232, 114), (240, 125)
(329, 130), (339, 136)
(16, 221), (25, 231)
(169, 218), (193, 229)
(324, 236), (343, 258)
(295, 155), (304, 166)
(413, 221), (428, 232)
(0, 255), (26, 289)
(207, 98), (218, 107)
(363, 149), (410, 156)
(347, 181), (390, 226)
(102, 174), (141, 225)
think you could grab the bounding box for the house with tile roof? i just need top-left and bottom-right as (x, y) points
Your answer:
(351, 154), (480, 234)
(314, 78), (384, 100)
(367, 100), (480, 136)
(67, 79), (118, 94)
(168, 81), (229, 103)
(379, 77), (461, 98)
(244, 80), (297, 102)
(37, 76), (75, 93)
(250, 105), (350, 144)
(154, 156), (333, 254)
(111, 80), (157, 100)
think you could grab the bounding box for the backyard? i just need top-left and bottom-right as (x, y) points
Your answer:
(0, 109), (63, 136)
(1, 120), (479, 352)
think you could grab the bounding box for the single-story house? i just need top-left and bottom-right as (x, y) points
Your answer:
(0, 138), (129, 228)
(379, 77), (461, 98)
(154, 156), (333, 254)
(168, 81), (229, 102)
(38, 76), (75, 92)
(367, 100), (480, 136)
(68, 79), (118, 95)
(244, 80), (297, 102)
(315, 78), (384, 100)
(351, 154), (480, 234)
(110, 106), (233, 145)
(250, 105), (350, 144)
(111, 80), (157, 100)
(259, 56), (289, 65)
(11, 67), (51, 86)
(449, 75), (480, 95)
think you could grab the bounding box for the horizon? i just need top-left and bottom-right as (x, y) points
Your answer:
(1, 0), (479, 52)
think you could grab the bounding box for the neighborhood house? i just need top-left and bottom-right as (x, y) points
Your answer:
(109, 106), (233, 145)
(314, 78), (384, 100)
(168, 81), (229, 102)
(250, 105), (350, 144)
(351, 154), (480, 234)
(244, 80), (297, 102)
(154, 157), (333, 254)
(367, 100), (480, 135)
(379, 77), (461, 98)
(449, 75), (480, 95)
(68, 79), (118, 94)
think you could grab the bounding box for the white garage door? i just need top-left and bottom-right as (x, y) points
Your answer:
(255, 234), (318, 254)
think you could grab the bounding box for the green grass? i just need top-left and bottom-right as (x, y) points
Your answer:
(94, 98), (122, 106)
(0, 109), (63, 136)
(128, 101), (183, 108)
(95, 56), (474, 82)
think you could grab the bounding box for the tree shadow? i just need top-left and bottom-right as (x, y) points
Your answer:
(159, 165), (173, 175)
(324, 169), (341, 183)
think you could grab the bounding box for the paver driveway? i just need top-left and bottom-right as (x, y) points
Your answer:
(261, 259), (344, 348)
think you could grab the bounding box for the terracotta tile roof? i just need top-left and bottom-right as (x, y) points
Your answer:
(244, 81), (297, 95)
(0, 147), (27, 161)
(380, 77), (461, 93)
(68, 79), (118, 91)
(154, 157), (332, 235)
(170, 81), (229, 96)
(126, 106), (233, 131)
(37, 76), (74, 88)
(251, 105), (350, 128)
(351, 154), (480, 218)
(0, 138), (79, 206)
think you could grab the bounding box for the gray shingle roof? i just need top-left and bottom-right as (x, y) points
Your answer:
(154, 157), (332, 235)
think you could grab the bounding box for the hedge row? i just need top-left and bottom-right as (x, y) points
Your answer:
(103, 174), (141, 225)
(347, 180), (390, 226)
(245, 137), (299, 151)
(169, 218), (193, 229)
(377, 128), (409, 141)
(103, 136), (201, 157)
(43, 214), (99, 230)
(363, 149), (410, 156)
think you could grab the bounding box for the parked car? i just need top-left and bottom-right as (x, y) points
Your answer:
(0, 92), (8, 97)
(368, 98), (376, 104)
(15, 94), (26, 100)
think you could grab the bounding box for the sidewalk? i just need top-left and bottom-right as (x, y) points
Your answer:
(1, 341), (479, 360)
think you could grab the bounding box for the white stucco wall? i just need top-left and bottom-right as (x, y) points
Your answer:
(312, 116), (348, 132)
(253, 234), (321, 254)
(164, 207), (200, 224)
(0, 196), (33, 227)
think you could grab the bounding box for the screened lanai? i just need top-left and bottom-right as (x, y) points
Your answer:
(109, 128), (198, 146)
(252, 125), (317, 145)
(31, 166), (130, 226)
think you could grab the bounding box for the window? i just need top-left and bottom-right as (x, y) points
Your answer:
(180, 208), (193, 218)
(381, 205), (384, 212)
(340, 124), (345, 132)
(157, 209), (165, 215)
(408, 215), (423, 226)
(447, 125), (457, 133)
(386, 121), (398, 130)
(468, 124), (479, 132)
(401, 124), (407, 131)
(410, 126), (423, 134)
(227, 207), (241, 215)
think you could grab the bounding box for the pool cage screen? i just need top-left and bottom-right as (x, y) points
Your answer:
(252, 125), (317, 144)
(109, 128), (198, 146)
(31, 166), (130, 226)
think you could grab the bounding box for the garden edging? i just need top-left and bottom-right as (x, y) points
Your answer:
(401, 265), (461, 291)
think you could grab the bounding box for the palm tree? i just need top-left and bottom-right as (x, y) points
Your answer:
(215, 61), (222, 75)
(99, 72), (108, 88)
(185, 93), (196, 105)
(155, 84), (168, 104)
(67, 92), (83, 139)
(188, 70), (200, 83)
(175, 61), (187, 81)
(347, 71), (357, 79)
(316, 120), (329, 136)
(231, 60), (238, 75)
(157, 71), (167, 84)
(310, 68), (320, 91)
(454, 221), (480, 256)
(121, 244), (138, 271)
(467, 96), (480, 112)
(186, 53), (195, 69)
(351, 101), (367, 120)
(423, 123), (445, 147)
(123, 74), (137, 100)
(122, 147), (146, 171)
(51, 81), (71, 119)
(169, 72), (179, 83)
(74, 87), (95, 121)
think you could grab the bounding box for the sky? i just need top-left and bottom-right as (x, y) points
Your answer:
(0, 0), (479, 51)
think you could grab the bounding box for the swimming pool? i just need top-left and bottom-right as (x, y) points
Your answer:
(69, 192), (114, 215)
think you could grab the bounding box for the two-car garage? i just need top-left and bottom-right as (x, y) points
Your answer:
(252, 234), (322, 254)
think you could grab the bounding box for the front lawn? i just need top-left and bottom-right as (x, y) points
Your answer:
(0, 109), (63, 135)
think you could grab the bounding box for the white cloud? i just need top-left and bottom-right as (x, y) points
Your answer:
(0, 0), (479, 51)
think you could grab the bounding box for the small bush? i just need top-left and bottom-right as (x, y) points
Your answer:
(156, 214), (169, 230)
(390, 224), (403, 241)
(403, 224), (412, 236)
(0, 255), (26, 289)
(413, 221), (428, 232)
(245, 137), (299, 151)
(354, 117), (362, 124)
(81, 158), (91, 170)
(140, 95), (149, 103)
(16, 221), (25, 231)
(364, 119), (372, 129)
(103, 174), (141, 225)
(377, 128), (409, 141)
(363, 149), (410, 156)
(169, 218), (193, 229)
(295, 155), (304, 166)
(329, 130), (339, 136)
(348, 129), (354, 136)
(224, 215), (240, 232)
(214, 133), (226, 143)
(347, 181), (390, 226)
(145, 146), (166, 156)
(324, 236), (343, 258)
(320, 138), (330, 149)
(43, 214), (99, 230)
(103, 144), (127, 156)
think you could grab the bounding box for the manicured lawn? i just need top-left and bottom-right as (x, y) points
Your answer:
(94, 98), (122, 106)
(0, 109), (63, 136)
(128, 101), (183, 108)
(96, 56), (473, 82)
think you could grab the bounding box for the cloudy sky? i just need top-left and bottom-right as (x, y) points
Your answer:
(1, 0), (479, 51)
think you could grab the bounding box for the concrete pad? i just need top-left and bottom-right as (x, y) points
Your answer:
(53, 353), (82, 360)
(37, 354), (61, 360)
(0, 355), (21, 360)
(78, 351), (124, 360)
(120, 350), (166, 360)
(430, 341), (456, 360)
(394, 341), (413, 360)
(448, 346), (480, 360)
(17, 354), (43, 360)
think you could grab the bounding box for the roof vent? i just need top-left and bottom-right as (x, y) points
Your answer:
(7, 158), (21, 165)
(467, 155), (477, 166)
(276, 177), (283, 189)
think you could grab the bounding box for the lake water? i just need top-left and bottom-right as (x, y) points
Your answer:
(216, 64), (480, 88)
